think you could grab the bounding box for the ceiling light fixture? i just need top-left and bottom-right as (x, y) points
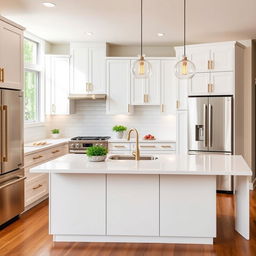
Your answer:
(157, 33), (165, 37)
(174, 0), (196, 79)
(42, 2), (56, 8)
(132, 0), (152, 79)
(86, 32), (94, 36)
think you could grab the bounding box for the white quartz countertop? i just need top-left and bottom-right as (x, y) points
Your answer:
(24, 138), (69, 155)
(30, 154), (252, 176)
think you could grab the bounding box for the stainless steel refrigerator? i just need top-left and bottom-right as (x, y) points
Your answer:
(188, 96), (233, 192)
(0, 89), (24, 227)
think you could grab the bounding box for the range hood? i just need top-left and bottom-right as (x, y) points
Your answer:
(68, 94), (107, 100)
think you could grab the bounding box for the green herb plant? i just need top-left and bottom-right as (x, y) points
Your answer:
(112, 125), (127, 132)
(87, 146), (108, 157)
(51, 129), (60, 134)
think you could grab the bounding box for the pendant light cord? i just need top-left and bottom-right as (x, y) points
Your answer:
(184, 0), (186, 57)
(141, 0), (143, 57)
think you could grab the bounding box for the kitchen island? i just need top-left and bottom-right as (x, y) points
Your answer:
(31, 154), (252, 245)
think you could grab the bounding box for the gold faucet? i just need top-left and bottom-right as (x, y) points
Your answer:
(127, 128), (140, 160)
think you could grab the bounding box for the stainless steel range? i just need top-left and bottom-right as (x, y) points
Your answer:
(69, 136), (110, 154)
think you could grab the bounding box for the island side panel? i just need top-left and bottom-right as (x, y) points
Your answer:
(49, 173), (106, 236)
(160, 175), (216, 240)
(107, 174), (159, 236)
(235, 176), (250, 240)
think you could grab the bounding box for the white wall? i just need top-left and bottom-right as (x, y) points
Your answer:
(45, 100), (176, 140)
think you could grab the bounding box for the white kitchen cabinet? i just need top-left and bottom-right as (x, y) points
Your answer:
(0, 19), (24, 90)
(176, 111), (188, 154)
(50, 174), (106, 235)
(131, 59), (161, 105)
(106, 59), (133, 114)
(160, 59), (177, 114)
(107, 174), (159, 236)
(188, 72), (210, 96)
(45, 55), (72, 115)
(176, 79), (189, 110)
(70, 43), (106, 94)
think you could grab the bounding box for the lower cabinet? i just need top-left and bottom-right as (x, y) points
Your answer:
(50, 174), (106, 235)
(107, 174), (159, 236)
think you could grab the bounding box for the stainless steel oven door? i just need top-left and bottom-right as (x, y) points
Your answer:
(0, 169), (25, 226)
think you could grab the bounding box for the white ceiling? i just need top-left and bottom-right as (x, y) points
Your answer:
(0, 0), (256, 45)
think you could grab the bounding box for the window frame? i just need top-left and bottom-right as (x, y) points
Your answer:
(24, 32), (45, 127)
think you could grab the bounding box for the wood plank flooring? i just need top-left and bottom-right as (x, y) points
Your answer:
(0, 190), (255, 256)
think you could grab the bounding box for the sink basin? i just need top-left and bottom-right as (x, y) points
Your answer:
(108, 155), (158, 161)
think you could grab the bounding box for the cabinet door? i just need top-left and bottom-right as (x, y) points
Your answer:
(0, 21), (23, 90)
(70, 47), (89, 93)
(188, 72), (210, 96)
(176, 110), (188, 154)
(50, 174), (106, 235)
(210, 72), (234, 95)
(161, 60), (177, 114)
(211, 45), (234, 72)
(89, 47), (106, 93)
(106, 60), (133, 114)
(189, 47), (211, 72)
(176, 79), (189, 110)
(146, 60), (161, 105)
(107, 174), (159, 236)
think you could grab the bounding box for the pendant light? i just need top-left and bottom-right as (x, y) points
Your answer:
(132, 0), (152, 79)
(175, 0), (196, 79)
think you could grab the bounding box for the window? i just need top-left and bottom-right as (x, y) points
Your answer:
(24, 36), (42, 124)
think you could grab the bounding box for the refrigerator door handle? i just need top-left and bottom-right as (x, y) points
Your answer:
(2, 105), (8, 162)
(203, 104), (208, 147)
(209, 104), (213, 148)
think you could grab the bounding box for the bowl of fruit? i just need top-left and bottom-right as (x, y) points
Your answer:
(143, 134), (156, 140)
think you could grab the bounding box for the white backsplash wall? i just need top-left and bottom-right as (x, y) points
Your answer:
(45, 100), (176, 140)
(24, 125), (47, 143)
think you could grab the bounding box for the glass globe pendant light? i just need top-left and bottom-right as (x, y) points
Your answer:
(132, 0), (152, 79)
(175, 0), (196, 79)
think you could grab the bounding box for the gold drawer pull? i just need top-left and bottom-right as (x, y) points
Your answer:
(33, 184), (42, 190)
(114, 145), (126, 148)
(211, 60), (214, 70)
(176, 100), (180, 109)
(144, 94), (149, 103)
(161, 145), (172, 148)
(140, 145), (156, 148)
(0, 68), (4, 82)
(52, 150), (60, 154)
(33, 155), (43, 160)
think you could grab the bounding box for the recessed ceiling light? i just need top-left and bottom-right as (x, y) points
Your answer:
(42, 2), (56, 8)
(157, 33), (165, 37)
(86, 32), (94, 36)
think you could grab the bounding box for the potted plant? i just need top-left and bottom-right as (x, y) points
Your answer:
(112, 125), (127, 139)
(51, 129), (60, 139)
(87, 146), (108, 162)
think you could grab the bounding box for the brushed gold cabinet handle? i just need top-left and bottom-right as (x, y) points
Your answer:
(114, 145), (126, 148)
(208, 84), (211, 93)
(144, 94), (149, 103)
(211, 60), (214, 70)
(128, 104), (130, 113)
(176, 100), (180, 109)
(140, 145), (156, 148)
(208, 60), (211, 70)
(161, 145), (172, 148)
(52, 150), (60, 154)
(2, 105), (8, 162)
(211, 83), (214, 92)
(33, 184), (43, 190)
(2, 68), (4, 82)
(0, 68), (3, 82)
(160, 104), (164, 112)
(33, 155), (43, 160)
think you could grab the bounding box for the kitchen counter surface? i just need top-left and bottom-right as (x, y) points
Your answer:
(31, 153), (252, 176)
(24, 138), (70, 156)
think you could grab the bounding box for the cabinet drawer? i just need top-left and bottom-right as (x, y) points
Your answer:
(132, 143), (176, 151)
(109, 143), (131, 151)
(25, 174), (48, 207)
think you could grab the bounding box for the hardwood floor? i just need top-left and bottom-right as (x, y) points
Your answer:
(0, 190), (255, 256)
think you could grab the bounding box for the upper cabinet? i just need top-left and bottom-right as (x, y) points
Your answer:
(45, 55), (73, 115)
(0, 19), (24, 90)
(70, 43), (107, 94)
(106, 59), (133, 115)
(131, 59), (161, 106)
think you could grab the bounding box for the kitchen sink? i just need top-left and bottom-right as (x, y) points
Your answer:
(108, 155), (158, 161)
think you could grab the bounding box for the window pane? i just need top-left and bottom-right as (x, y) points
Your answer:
(24, 71), (39, 122)
(24, 39), (38, 65)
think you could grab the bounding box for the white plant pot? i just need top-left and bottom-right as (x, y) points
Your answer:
(88, 155), (107, 162)
(116, 131), (124, 139)
(51, 133), (60, 139)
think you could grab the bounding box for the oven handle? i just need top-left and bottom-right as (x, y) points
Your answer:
(0, 176), (26, 190)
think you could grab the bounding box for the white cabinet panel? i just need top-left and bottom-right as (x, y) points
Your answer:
(107, 174), (159, 236)
(176, 79), (189, 110)
(160, 175), (216, 237)
(50, 174), (106, 235)
(0, 21), (23, 90)
(190, 47), (211, 73)
(106, 59), (133, 114)
(211, 72), (234, 95)
(161, 60), (176, 114)
(131, 73), (145, 105)
(189, 72), (210, 96)
(176, 111), (188, 154)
